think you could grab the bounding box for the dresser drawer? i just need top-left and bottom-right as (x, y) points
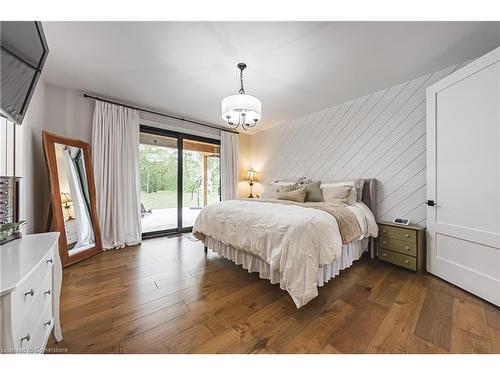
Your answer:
(0, 205), (14, 218)
(11, 248), (54, 332)
(28, 300), (53, 354)
(0, 187), (14, 199)
(379, 248), (416, 271)
(0, 198), (11, 207)
(379, 237), (417, 256)
(0, 177), (15, 189)
(379, 225), (416, 243)
(13, 270), (53, 348)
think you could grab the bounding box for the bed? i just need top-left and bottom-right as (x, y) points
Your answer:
(192, 179), (378, 308)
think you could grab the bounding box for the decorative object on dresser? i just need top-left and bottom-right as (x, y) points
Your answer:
(42, 131), (103, 267)
(0, 232), (63, 353)
(0, 176), (21, 245)
(377, 221), (426, 272)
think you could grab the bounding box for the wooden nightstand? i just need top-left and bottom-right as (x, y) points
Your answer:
(377, 222), (426, 272)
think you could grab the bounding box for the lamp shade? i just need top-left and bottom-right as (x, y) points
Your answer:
(221, 94), (262, 126)
(247, 169), (256, 182)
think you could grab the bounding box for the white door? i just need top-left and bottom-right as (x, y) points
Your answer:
(426, 47), (500, 307)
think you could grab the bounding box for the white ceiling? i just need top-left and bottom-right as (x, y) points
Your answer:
(42, 21), (500, 133)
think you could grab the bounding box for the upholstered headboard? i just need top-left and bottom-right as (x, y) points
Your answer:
(361, 178), (377, 218)
(361, 178), (377, 258)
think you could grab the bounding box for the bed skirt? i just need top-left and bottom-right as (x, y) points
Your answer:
(203, 236), (369, 290)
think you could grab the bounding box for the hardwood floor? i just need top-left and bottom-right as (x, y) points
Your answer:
(46, 235), (500, 354)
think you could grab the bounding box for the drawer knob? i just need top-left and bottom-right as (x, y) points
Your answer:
(382, 241), (386, 244)
(44, 320), (52, 327)
(382, 229), (387, 233)
(24, 289), (34, 297)
(20, 334), (31, 343)
(404, 234), (410, 238)
(405, 260), (409, 264)
(46, 258), (53, 264)
(44, 290), (51, 296)
(382, 253), (387, 257)
(405, 246), (410, 250)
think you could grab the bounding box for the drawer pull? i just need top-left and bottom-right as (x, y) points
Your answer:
(0, 191), (8, 195)
(404, 234), (410, 238)
(20, 334), (31, 343)
(404, 260), (409, 264)
(382, 240), (387, 245)
(404, 246), (410, 250)
(46, 258), (53, 264)
(44, 290), (51, 296)
(382, 253), (387, 257)
(25, 289), (34, 297)
(0, 200), (8, 206)
(0, 180), (8, 186)
(44, 320), (52, 327)
(0, 210), (7, 215)
(382, 229), (387, 233)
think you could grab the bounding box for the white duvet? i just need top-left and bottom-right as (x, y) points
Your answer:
(192, 199), (378, 308)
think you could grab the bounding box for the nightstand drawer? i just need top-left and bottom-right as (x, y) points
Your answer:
(379, 224), (416, 243)
(379, 249), (416, 271)
(379, 237), (417, 256)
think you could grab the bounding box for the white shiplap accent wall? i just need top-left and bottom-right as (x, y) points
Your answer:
(251, 63), (467, 225)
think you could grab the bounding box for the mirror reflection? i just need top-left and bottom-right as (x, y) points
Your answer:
(54, 142), (95, 255)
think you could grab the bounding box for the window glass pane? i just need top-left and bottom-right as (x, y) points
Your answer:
(182, 139), (220, 228)
(139, 133), (178, 233)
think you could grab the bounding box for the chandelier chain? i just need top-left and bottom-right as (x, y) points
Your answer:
(239, 68), (245, 94)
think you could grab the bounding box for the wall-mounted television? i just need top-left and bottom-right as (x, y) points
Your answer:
(0, 21), (49, 125)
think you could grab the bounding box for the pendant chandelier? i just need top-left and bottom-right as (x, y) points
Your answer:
(221, 62), (262, 131)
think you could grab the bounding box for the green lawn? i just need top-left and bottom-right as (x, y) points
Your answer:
(141, 190), (219, 210)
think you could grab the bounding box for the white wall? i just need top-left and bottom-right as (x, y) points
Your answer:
(23, 79), (47, 234)
(250, 61), (471, 225)
(22, 82), (225, 232)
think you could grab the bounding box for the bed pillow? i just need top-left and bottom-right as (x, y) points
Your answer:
(321, 185), (352, 205)
(321, 181), (357, 204)
(278, 186), (307, 203)
(262, 182), (298, 199)
(303, 180), (324, 202)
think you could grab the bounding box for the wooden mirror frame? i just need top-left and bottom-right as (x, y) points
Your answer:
(42, 131), (103, 267)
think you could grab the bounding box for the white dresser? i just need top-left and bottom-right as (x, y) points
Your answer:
(1, 232), (63, 353)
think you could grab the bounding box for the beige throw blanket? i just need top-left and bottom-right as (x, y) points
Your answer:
(247, 198), (363, 244)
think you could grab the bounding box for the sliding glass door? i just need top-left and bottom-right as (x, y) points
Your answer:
(182, 139), (220, 228)
(139, 126), (220, 236)
(139, 132), (178, 233)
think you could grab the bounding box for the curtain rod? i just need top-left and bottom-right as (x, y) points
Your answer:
(83, 93), (239, 134)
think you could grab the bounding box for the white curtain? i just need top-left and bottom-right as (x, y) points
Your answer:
(92, 101), (141, 249)
(220, 131), (239, 200)
(64, 147), (94, 249)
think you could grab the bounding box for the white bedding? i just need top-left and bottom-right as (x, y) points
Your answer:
(192, 199), (378, 308)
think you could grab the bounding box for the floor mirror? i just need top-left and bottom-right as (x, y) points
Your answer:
(42, 131), (103, 267)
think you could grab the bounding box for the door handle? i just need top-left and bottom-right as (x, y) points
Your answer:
(425, 200), (436, 206)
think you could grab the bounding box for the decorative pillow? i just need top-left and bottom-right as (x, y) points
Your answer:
(321, 181), (357, 204)
(279, 183), (299, 193)
(261, 184), (280, 199)
(321, 185), (352, 205)
(278, 186), (307, 203)
(303, 180), (324, 202)
(262, 182), (298, 199)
